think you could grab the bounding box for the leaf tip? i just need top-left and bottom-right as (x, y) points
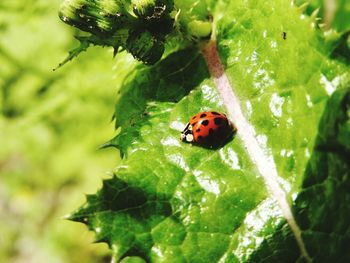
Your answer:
(54, 36), (92, 70)
(62, 213), (72, 220)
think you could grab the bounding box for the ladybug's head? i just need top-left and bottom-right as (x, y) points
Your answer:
(180, 123), (194, 143)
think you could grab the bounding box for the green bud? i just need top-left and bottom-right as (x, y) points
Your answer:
(59, 0), (132, 36)
(126, 29), (164, 65)
(132, 0), (173, 20)
(187, 20), (212, 38)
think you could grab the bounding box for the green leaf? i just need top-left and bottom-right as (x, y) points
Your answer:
(72, 96), (270, 261)
(71, 0), (350, 262)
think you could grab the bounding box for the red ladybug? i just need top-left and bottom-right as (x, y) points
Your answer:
(181, 111), (236, 148)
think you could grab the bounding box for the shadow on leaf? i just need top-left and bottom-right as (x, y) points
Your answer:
(247, 87), (350, 263)
(102, 47), (209, 157)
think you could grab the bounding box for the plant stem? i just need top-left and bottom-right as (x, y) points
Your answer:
(324, 0), (336, 29)
(201, 40), (312, 262)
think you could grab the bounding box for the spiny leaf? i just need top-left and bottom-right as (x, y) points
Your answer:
(71, 0), (350, 262)
(54, 36), (91, 71)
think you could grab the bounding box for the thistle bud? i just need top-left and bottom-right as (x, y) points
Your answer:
(187, 20), (212, 38)
(132, 0), (173, 20)
(126, 29), (165, 64)
(59, 0), (132, 36)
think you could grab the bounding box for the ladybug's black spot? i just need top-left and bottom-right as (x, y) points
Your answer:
(191, 122), (197, 126)
(211, 111), (220, 115)
(209, 128), (214, 135)
(201, 120), (209, 126)
(196, 128), (200, 132)
(214, 118), (223, 125)
(200, 113), (207, 118)
(197, 136), (203, 141)
(192, 116), (196, 120)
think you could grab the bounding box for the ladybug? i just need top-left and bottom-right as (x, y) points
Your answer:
(181, 111), (236, 148)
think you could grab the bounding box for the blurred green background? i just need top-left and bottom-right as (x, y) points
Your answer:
(0, 1), (122, 262)
(0, 0), (349, 263)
